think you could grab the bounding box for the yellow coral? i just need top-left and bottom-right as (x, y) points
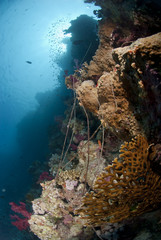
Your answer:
(76, 136), (161, 226)
(57, 169), (80, 186)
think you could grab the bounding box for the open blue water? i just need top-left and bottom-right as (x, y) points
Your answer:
(0, 0), (99, 238)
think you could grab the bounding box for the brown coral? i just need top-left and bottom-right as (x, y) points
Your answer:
(76, 80), (99, 114)
(76, 135), (161, 226)
(112, 32), (161, 141)
(78, 20), (115, 80)
(97, 71), (142, 139)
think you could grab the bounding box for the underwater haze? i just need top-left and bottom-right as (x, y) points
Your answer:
(0, 0), (99, 239)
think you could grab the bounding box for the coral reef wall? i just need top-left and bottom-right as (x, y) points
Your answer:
(73, 0), (161, 142)
(29, 1), (161, 240)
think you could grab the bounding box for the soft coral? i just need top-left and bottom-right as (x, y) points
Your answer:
(9, 201), (32, 231)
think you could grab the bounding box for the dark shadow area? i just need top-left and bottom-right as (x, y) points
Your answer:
(16, 89), (67, 163)
(64, 14), (99, 66)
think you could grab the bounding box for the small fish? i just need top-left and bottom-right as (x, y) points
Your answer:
(98, 140), (102, 148)
(98, 140), (105, 152)
(26, 60), (32, 64)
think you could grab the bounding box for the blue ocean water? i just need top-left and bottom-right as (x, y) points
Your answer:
(0, 0), (99, 238)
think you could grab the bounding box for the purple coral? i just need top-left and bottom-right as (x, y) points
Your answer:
(9, 202), (32, 231)
(69, 75), (79, 84)
(37, 171), (53, 184)
(63, 214), (73, 225)
(65, 180), (78, 190)
(75, 133), (87, 142)
(70, 143), (78, 151)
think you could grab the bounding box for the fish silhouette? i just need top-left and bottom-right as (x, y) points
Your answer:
(26, 60), (32, 64)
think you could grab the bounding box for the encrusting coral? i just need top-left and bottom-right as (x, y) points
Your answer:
(76, 135), (161, 226)
(29, 178), (93, 240)
(29, 140), (107, 239)
(76, 140), (106, 188)
(97, 71), (143, 139)
(112, 32), (161, 141)
(76, 80), (99, 115)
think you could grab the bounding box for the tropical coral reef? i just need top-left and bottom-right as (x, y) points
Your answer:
(29, 175), (93, 240)
(29, 140), (108, 239)
(76, 140), (106, 188)
(112, 32), (161, 141)
(28, 1), (161, 239)
(74, 32), (161, 141)
(76, 136), (161, 225)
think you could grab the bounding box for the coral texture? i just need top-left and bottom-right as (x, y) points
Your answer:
(97, 71), (142, 139)
(73, 31), (161, 141)
(76, 80), (99, 114)
(76, 136), (161, 226)
(29, 178), (93, 240)
(76, 140), (106, 188)
(85, 0), (161, 37)
(112, 32), (161, 141)
(76, 19), (115, 81)
(28, 1), (161, 239)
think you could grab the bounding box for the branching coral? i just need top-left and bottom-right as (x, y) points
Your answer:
(76, 135), (161, 226)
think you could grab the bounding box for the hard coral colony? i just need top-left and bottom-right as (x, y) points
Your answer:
(27, 1), (161, 240)
(76, 136), (161, 225)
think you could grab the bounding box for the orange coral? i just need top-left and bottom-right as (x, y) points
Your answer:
(76, 136), (161, 226)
